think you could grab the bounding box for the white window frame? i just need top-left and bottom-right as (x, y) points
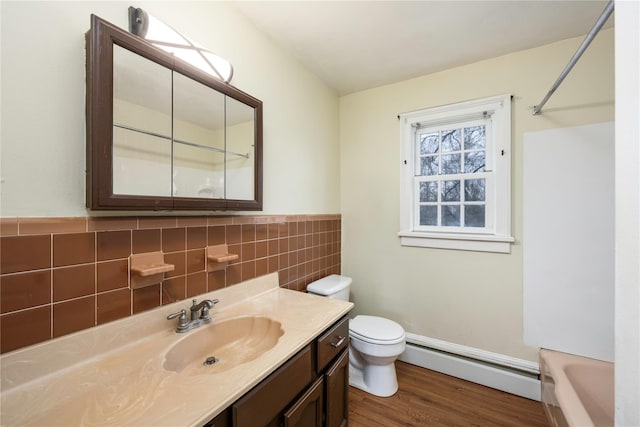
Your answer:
(399, 94), (514, 253)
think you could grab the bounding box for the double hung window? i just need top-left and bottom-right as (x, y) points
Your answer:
(399, 95), (513, 253)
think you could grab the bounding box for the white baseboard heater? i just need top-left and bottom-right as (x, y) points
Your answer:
(399, 333), (541, 401)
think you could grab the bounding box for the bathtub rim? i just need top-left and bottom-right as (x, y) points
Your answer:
(539, 348), (614, 427)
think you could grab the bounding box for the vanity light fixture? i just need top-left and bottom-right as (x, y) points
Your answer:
(128, 6), (234, 83)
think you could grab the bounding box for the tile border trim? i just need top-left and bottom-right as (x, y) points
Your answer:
(0, 214), (342, 236)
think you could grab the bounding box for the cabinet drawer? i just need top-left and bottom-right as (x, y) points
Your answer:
(316, 316), (349, 373)
(233, 345), (313, 427)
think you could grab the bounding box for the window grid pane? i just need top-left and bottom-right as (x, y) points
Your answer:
(416, 175), (488, 229)
(464, 150), (486, 173)
(419, 205), (438, 226)
(441, 153), (461, 175)
(464, 178), (485, 202)
(418, 126), (485, 177)
(420, 155), (439, 176)
(464, 125), (486, 150)
(414, 123), (489, 231)
(420, 133), (439, 155)
(441, 205), (460, 226)
(441, 180), (460, 202)
(464, 205), (486, 227)
(420, 181), (438, 202)
(441, 129), (461, 152)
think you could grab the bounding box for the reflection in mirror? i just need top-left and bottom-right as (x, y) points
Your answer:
(173, 72), (226, 199)
(225, 97), (255, 200)
(113, 45), (172, 197)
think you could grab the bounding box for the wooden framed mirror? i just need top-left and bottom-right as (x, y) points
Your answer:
(86, 15), (262, 211)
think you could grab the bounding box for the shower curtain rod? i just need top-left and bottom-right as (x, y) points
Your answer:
(532, 0), (614, 115)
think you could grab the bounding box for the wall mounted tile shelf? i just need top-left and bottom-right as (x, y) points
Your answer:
(130, 251), (175, 289)
(207, 244), (239, 272)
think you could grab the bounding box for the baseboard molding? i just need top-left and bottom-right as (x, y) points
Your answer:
(399, 334), (541, 401)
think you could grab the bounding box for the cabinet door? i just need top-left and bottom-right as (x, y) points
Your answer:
(325, 349), (349, 427)
(284, 377), (324, 427)
(233, 346), (313, 427)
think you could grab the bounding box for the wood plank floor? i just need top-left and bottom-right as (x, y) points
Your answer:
(348, 361), (549, 427)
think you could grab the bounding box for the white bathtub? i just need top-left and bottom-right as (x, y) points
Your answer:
(539, 349), (614, 427)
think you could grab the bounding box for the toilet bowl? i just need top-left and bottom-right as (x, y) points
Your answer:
(307, 275), (406, 397)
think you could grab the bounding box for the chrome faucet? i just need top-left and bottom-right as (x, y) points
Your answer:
(167, 298), (219, 333)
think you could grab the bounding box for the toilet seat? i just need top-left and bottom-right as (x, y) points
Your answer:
(349, 315), (405, 345)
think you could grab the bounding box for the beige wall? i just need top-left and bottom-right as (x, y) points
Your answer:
(339, 29), (614, 361)
(0, 1), (340, 217)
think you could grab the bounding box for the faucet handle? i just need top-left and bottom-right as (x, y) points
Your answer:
(167, 309), (190, 332)
(167, 308), (187, 321)
(190, 299), (200, 321)
(199, 299), (219, 323)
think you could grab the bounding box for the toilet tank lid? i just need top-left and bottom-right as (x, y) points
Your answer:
(307, 274), (352, 295)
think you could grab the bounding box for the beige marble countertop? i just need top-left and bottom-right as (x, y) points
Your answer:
(0, 273), (353, 426)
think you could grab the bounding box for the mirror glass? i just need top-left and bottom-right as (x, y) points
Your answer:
(173, 72), (226, 199)
(86, 15), (262, 211)
(113, 45), (172, 197)
(225, 97), (255, 200)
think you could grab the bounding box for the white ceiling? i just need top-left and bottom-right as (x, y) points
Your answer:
(232, 0), (614, 95)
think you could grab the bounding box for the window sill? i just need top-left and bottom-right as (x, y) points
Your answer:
(398, 231), (514, 253)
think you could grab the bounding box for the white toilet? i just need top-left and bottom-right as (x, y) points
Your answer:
(307, 274), (406, 397)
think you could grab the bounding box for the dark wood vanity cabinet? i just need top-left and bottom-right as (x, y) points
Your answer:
(205, 315), (349, 427)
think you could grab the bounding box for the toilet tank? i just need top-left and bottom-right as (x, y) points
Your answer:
(306, 274), (352, 301)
